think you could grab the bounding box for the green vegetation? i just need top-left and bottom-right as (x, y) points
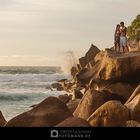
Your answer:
(127, 15), (140, 41)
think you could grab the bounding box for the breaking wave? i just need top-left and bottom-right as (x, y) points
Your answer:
(0, 66), (70, 120)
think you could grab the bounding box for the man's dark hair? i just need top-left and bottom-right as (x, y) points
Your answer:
(120, 21), (124, 25)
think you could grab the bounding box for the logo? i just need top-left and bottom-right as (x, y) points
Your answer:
(50, 129), (91, 138)
(50, 130), (59, 138)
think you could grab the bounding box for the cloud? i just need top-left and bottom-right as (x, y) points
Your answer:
(0, 0), (139, 66)
(0, 0), (17, 5)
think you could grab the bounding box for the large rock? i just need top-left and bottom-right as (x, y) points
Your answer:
(79, 44), (100, 68)
(79, 57), (86, 69)
(90, 80), (136, 101)
(95, 50), (140, 81)
(58, 94), (71, 104)
(125, 84), (140, 104)
(94, 51), (105, 62)
(77, 50), (140, 84)
(56, 117), (91, 127)
(76, 61), (101, 86)
(102, 83), (136, 101)
(67, 99), (81, 113)
(126, 120), (140, 127)
(0, 111), (7, 127)
(73, 89), (125, 120)
(5, 97), (72, 127)
(125, 94), (140, 122)
(87, 101), (129, 127)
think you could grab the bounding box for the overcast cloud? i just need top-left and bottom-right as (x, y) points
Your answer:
(0, 0), (139, 66)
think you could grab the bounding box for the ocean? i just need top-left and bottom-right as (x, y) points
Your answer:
(0, 66), (70, 121)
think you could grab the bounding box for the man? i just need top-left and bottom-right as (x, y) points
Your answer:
(120, 22), (129, 53)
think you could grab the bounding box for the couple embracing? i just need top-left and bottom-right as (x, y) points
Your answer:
(114, 22), (129, 53)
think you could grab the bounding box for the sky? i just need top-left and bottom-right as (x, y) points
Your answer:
(0, 0), (139, 67)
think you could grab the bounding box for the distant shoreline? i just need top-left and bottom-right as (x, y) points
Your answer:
(0, 66), (63, 74)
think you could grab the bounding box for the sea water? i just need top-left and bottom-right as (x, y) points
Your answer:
(0, 66), (70, 121)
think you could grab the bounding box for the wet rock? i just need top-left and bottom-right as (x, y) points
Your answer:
(51, 82), (64, 91)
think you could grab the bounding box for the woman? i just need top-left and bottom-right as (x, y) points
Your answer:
(114, 24), (121, 52)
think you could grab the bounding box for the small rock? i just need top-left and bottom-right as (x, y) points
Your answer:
(51, 82), (64, 91)
(30, 104), (38, 108)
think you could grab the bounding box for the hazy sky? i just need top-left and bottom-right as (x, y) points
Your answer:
(0, 0), (139, 67)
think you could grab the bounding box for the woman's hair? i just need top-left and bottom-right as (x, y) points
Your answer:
(116, 24), (120, 28)
(116, 24), (120, 30)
